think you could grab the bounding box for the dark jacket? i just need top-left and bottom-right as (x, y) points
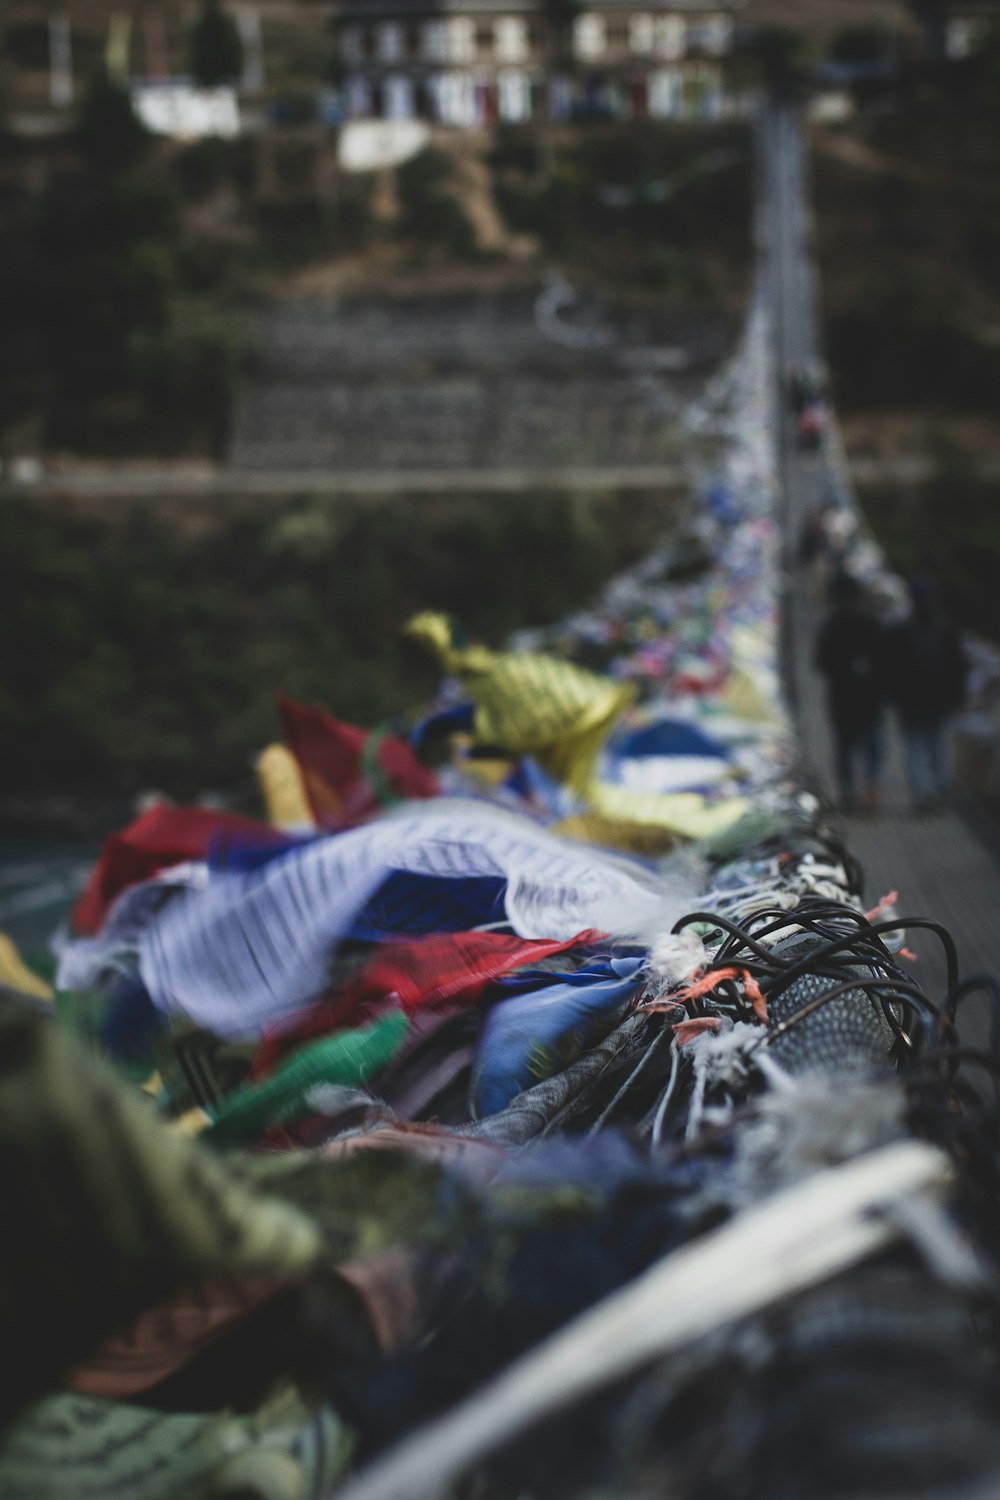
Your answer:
(815, 599), (892, 731)
(887, 609), (968, 724)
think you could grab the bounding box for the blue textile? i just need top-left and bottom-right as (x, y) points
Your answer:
(348, 872), (509, 942)
(472, 956), (645, 1117)
(207, 830), (314, 876)
(409, 702), (476, 753)
(612, 719), (730, 761)
(492, 951), (640, 997)
(502, 757), (576, 820)
(706, 479), (742, 526)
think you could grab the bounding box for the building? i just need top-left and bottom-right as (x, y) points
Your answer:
(906, 0), (1000, 58)
(939, 0), (1000, 55)
(332, 0), (743, 126)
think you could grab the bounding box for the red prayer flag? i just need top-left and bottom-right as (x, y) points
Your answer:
(250, 928), (601, 1078)
(277, 694), (439, 830)
(72, 803), (282, 936)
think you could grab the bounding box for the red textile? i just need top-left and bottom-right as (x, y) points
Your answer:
(66, 1275), (288, 1397)
(278, 694), (439, 830)
(251, 928), (600, 1078)
(72, 803), (279, 936)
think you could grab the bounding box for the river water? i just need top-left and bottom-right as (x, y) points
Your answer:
(0, 838), (99, 967)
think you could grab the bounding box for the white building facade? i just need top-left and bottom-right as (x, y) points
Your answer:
(333, 0), (742, 127)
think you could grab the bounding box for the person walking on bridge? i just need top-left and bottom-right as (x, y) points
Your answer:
(887, 575), (968, 815)
(815, 570), (892, 817)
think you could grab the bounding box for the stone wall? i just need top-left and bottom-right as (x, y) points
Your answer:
(229, 290), (732, 473)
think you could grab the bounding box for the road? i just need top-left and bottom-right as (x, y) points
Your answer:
(0, 463), (688, 503)
(6, 453), (993, 506)
(763, 101), (1000, 1045)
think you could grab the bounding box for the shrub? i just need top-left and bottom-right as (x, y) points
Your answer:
(487, 126), (543, 177)
(130, 298), (242, 454)
(188, 0), (243, 87)
(396, 148), (477, 258)
(76, 73), (151, 175)
(490, 123), (752, 298)
(172, 138), (235, 201)
(860, 468), (1000, 644)
(3, 19), (50, 68)
(255, 193), (331, 262)
(0, 488), (673, 813)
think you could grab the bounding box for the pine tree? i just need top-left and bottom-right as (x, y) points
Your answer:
(189, 0), (243, 88)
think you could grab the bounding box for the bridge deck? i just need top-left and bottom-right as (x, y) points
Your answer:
(766, 106), (1000, 1052)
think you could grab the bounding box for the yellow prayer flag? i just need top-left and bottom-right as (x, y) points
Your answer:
(404, 612), (635, 793)
(589, 782), (750, 841)
(552, 813), (681, 858)
(0, 933), (54, 1004)
(255, 744), (315, 831)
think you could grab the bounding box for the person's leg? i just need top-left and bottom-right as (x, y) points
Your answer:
(832, 721), (855, 812)
(926, 717), (950, 804)
(860, 714), (884, 816)
(901, 718), (929, 810)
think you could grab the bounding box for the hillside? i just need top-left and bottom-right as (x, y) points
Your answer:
(0, 483), (688, 831)
(808, 33), (1000, 639)
(0, 108), (752, 462)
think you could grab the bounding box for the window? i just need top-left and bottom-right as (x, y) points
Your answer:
(648, 66), (680, 116)
(704, 14), (733, 54)
(376, 22), (404, 62)
(495, 16), (528, 61)
(437, 70), (477, 124)
(498, 68), (531, 120)
(549, 73), (573, 120)
(447, 15), (475, 62)
(340, 24), (363, 64)
(345, 75), (373, 116)
(629, 13), (653, 54)
(606, 19), (628, 50)
(384, 74), (415, 118)
(574, 13), (606, 60)
(686, 15), (730, 54)
(653, 15), (684, 59)
(423, 19), (447, 59)
(946, 17), (984, 57)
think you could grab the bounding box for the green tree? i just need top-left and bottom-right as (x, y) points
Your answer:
(189, 0), (243, 87)
(830, 26), (887, 66)
(77, 72), (151, 175)
(540, 0), (581, 71)
(395, 148), (476, 258)
(732, 25), (806, 94)
(905, 0), (948, 56)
